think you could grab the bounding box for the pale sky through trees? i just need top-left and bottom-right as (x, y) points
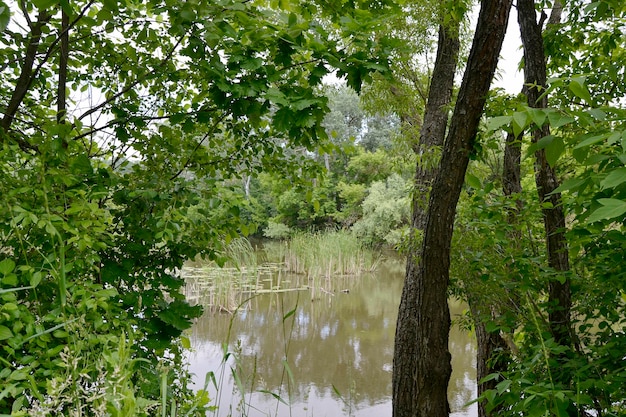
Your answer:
(495, 6), (524, 93)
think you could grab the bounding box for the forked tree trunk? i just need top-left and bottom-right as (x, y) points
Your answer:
(392, 0), (513, 415)
(393, 21), (459, 417)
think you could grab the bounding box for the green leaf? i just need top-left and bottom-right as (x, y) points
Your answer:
(607, 131), (621, 145)
(496, 379), (512, 394)
(528, 108), (547, 127)
(282, 307), (296, 322)
(587, 108), (607, 121)
(0, 2), (10, 33)
(587, 199), (626, 223)
(485, 116), (512, 132)
(600, 168), (626, 189)
(332, 384), (344, 399)
(465, 173), (481, 189)
(545, 135), (565, 167)
(552, 177), (587, 194)
(70, 154), (93, 176)
(181, 335), (191, 349)
(547, 111), (575, 129)
(569, 77), (593, 106)
(0, 325), (13, 341)
(0, 258), (15, 275)
(527, 135), (555, 156)
(512, 111), (529, 137)
(0, 274), (17, 287)
(265, 88), (289, 106)
(102, 0), (118, 12)
(484, 389), (497, 404)
(291, 98), (318, 111)
(574, 133), (608, 149)
(169, 113), (187, 124)
(52, 330), (69, 338)
(479, 373), (501, 384)
(258, 389), (289, 405)
(32, 0), (57, 9)
(282, 359), (296, 387)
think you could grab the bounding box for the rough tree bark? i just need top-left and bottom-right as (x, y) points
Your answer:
(392, 21), (459, 417)
(517, 0), (572, 348)
(392, 0), (513, 415)
(57, 9), (69, 126)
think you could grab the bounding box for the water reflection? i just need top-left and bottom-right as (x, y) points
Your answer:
(187, 259), (477, 416)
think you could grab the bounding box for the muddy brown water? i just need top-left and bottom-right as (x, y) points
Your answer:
(186, 259), (477, 417)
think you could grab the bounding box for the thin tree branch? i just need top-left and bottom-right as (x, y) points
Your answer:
(19, 0), (33, 29)
(169, 113), (228, 181)
(77, 32), (188, 122)
(71, 109), (217, 142)
(1, 10), (51, 133)
(1, 0), (95, 139)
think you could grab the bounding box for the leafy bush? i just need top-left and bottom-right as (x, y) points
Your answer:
(335, 181), (367, 225)
(346, 148), (394, 184)
(0, 143), (219, 414)
(263, 221), (294, 239)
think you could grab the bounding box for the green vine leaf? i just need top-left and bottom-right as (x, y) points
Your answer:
(0, 258), (16, 276)
(0, 325), (13, 341)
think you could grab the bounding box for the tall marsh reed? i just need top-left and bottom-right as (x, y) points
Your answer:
(268, 230), (381, 278)
(183, 238), (286, 313)
(183, 231), (381, 312)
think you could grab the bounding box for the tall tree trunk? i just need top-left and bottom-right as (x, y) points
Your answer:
(517, 0), (572, 348)
(57, 8), (70, 152)
(393, 21), (459, 417)
(392, 1), (513, 416)
(1, 11), (51, 151)
(471, 303), (510, 417)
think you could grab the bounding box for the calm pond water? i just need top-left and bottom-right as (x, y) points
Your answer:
(186, 258), (477, 417)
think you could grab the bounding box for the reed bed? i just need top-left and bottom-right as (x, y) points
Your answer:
(272, 230), (382, 278)
(183, 232), (382, 312)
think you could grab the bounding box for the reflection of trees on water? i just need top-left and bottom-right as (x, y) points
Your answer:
(189, 259), (476, 414)
(449, 301), (477, 413)
(192, 274), (401, 406)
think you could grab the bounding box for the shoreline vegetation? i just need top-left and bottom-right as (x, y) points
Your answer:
(183, 231), (383, 313)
